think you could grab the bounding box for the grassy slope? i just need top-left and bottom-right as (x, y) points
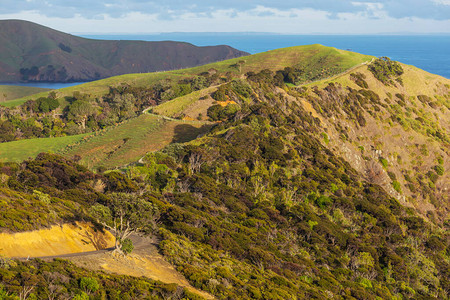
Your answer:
(62, 114), (212, 169)
(0, 85), (50, 104)
(6, 45), (373, 107)
(0, 133), (89, 163)
(0, 114), (210, 169)
(151, 86), (218, 119)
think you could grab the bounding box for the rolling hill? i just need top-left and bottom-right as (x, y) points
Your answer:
(0, 45), (448, 299)
(3, 44), (373, 107)
(0, 85), (50, 103)
(0, 19), (248, 83)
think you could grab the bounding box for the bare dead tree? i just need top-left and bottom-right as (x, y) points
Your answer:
(364, 160), (389, 185)
(188, 152), (203, 174)
(19, 285), (34, 300)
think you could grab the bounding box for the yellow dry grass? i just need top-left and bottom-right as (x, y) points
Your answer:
(0, 222), (114, 258)
(216, 100), (237, 107)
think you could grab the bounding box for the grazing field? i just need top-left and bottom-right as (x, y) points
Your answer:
(63, 114), (212, 169)
(0, 133), (90, 162)
(151, 86), (217, 119)
(0, 114), (211, 169)
(0, 85), (50, 106)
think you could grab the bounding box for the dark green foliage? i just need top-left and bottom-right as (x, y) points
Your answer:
(121, 238), (134, 254)
(368, 57), (404, 86)
(350, 72), (369, 88)
(35, 97), (59, 113)
(433, 165), (444, 176)
(207, 103), (240, 121)
(104, 171), (138, 192)
(276, 67), (304, 85)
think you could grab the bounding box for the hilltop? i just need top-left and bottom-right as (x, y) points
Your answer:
(0, 20), (248, 83)
(0, 45), (448, 299)
(3, 44), (372, 107)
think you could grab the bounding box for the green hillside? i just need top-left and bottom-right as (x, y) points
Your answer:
(0, 133), (90, 163)
(0, 113), (211, 170)
(62, 114), (212, 170)
(0, 46), (448, 300)
(0, 85), (50, 103)
(0, 19), (248, 83)
(6, 44), (372, 108)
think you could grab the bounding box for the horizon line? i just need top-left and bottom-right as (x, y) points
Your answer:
(74, 31), (450, 36)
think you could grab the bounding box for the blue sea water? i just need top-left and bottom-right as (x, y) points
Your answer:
(84, 34), (450, 79)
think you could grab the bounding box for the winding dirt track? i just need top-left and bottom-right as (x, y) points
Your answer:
(15, 232), (147, 260)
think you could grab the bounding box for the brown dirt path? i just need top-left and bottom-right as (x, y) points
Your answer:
(67, 235), (215, 300)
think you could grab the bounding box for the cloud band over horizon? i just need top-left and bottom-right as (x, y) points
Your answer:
(1, 0), (449, 34)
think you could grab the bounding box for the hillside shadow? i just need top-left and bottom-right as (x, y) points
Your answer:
(171, 124), (214, 144)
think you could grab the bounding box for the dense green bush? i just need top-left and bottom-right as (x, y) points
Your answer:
(368, 57), (403, 85)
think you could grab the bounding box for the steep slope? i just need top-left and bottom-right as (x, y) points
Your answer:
(294, 60), (449, 222)
(0, 19), (248, 83)
(0, 47), (448, 299)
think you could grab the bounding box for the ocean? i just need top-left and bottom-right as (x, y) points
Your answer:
(2, 34), (448, 89)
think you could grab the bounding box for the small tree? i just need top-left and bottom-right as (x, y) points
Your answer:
(79, 277), (99, 295)
(67, 100), (96, 130)
(90, 192), (158, 254)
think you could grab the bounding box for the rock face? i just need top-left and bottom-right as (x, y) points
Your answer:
(0, 20), (249, 83)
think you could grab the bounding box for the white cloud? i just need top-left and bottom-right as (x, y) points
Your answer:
(0, 4), (448, 34)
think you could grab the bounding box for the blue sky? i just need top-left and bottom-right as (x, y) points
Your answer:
(1, 0), (449, 34)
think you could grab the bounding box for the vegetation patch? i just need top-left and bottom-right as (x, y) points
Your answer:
(368, 57), (404, 86)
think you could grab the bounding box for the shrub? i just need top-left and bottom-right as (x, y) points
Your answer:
(379, 157), (389, 168)
(315, 195), (333, 209)
(79, 277), (99, 294)
(433, 165), (444, 176)
(73, 293), (89, 300)
(350, 73), (369, 88)
(207, 104), (240, 121)
(121, 238), (134, 254)
(321, 132), (330, 144)
(368, 57), (403, 85)
(392, 181), (402, 193)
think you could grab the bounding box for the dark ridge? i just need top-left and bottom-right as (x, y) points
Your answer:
(0, 19), (249, 83)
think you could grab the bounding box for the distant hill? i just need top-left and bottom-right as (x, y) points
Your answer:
(0, 20), (248, 83)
